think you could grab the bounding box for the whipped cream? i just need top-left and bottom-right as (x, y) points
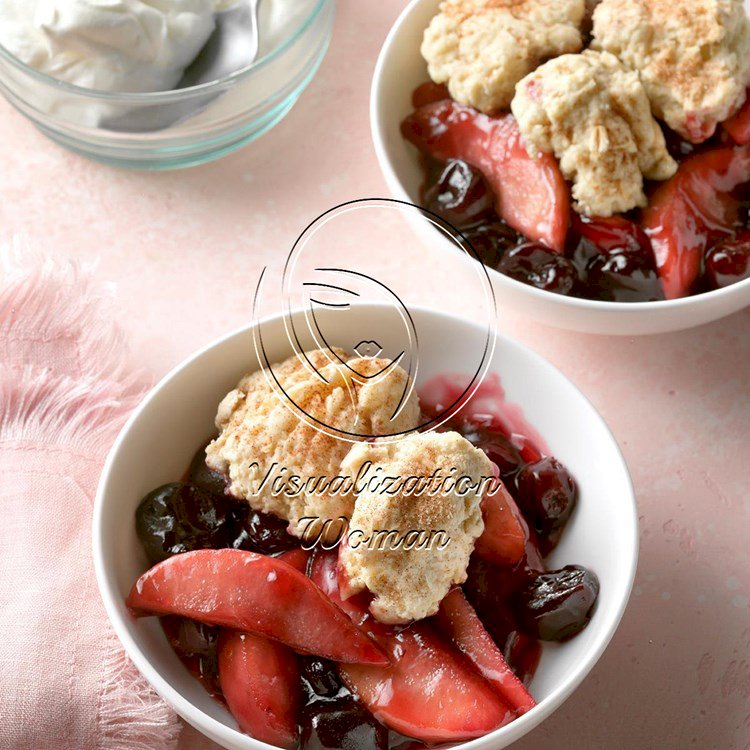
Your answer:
(0, 0), (321, 133)
(0, 0), (319, 94)
(0, 0), (220, 93)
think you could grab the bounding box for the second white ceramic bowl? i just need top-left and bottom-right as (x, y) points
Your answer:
(94, 305), (637, 749)
(370, 0), (750, 335)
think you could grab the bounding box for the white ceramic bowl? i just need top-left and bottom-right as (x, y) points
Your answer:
(94, 305), (638, 750)
(370, 0), (750, 335)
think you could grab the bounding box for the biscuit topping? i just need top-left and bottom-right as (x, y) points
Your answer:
(339, 432), (492, 624)
(206, 349), (420, 540)
(592, 0), (750, 143)
(421, 0), (586, 114)
(512, 50), (677, 217)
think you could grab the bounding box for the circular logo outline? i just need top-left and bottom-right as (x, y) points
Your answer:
(251, 198), (498, 442)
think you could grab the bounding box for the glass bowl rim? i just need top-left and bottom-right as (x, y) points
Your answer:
(0, 0), (329, 103)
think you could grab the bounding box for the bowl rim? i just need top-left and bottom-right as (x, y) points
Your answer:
(369, 0), (750, 314)
(0, 0), (330, 102)
(93, 303), (639, 750)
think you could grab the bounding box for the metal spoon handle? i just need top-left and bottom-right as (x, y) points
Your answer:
(248, 0), (262, 64)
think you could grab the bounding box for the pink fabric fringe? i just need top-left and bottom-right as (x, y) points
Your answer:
(0, 241), (181, 750)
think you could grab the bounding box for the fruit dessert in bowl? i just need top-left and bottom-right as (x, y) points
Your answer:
(371, 0), (750, 335)
(94, 305), (637, 750)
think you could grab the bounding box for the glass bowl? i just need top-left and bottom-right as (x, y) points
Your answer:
(0, 0), (335, 170)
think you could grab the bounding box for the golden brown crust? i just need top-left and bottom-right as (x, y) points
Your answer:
(421, 0), (585, 113)
(592, 0), (750, 141)
(512, 49), (677, 216)
(339, 432), (490, 624)
(206, 349), (421, 540)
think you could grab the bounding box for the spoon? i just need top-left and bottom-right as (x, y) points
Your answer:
(179, 0), (262, 89)
(103, 0), (262, 133)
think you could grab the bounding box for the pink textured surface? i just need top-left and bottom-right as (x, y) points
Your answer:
(0, 2), (748, 749)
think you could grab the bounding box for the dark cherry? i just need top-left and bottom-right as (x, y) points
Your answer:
(662, 127), (700, 161)
(300, 658), (387, 750)
(462, 220), (525, 268)
(503, 630), (542, 687)
(390, 742), (428, 750)
(423, 160), (495, 228)
(301, 696), (388, 750)
(411, 115), (743, 304)
(228, 506), (299, 556)
(184, 443), (298, 556)
(135, 482), (237, 563)
(572, 216), (664, 302)
(163, 617), (218, 657)
(161, 617), (221, 698)
(463, 558), (531, 649)
(455, 420), (524, 480)
(660, 122), (729, 161)
(584, 249), (664, 302)
(187, 443), (227, 497)
(301, 658), (346, 701)
(574, 214), (649, 255)
(195, 650), (222, 698)
(497, 242), (579, 295)
(515, 566), (599, 642)
(705, 231), (750, 288)
(571, 216), (663, 302)
(514, 457), (577, 555)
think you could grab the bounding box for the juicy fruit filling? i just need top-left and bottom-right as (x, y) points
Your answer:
(402, 82), (750, 301)
(301, 659), (388, 750)
(131, 408), (598, 749)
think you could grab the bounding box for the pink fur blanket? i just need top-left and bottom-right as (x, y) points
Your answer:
(0, 247), (180, 750)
